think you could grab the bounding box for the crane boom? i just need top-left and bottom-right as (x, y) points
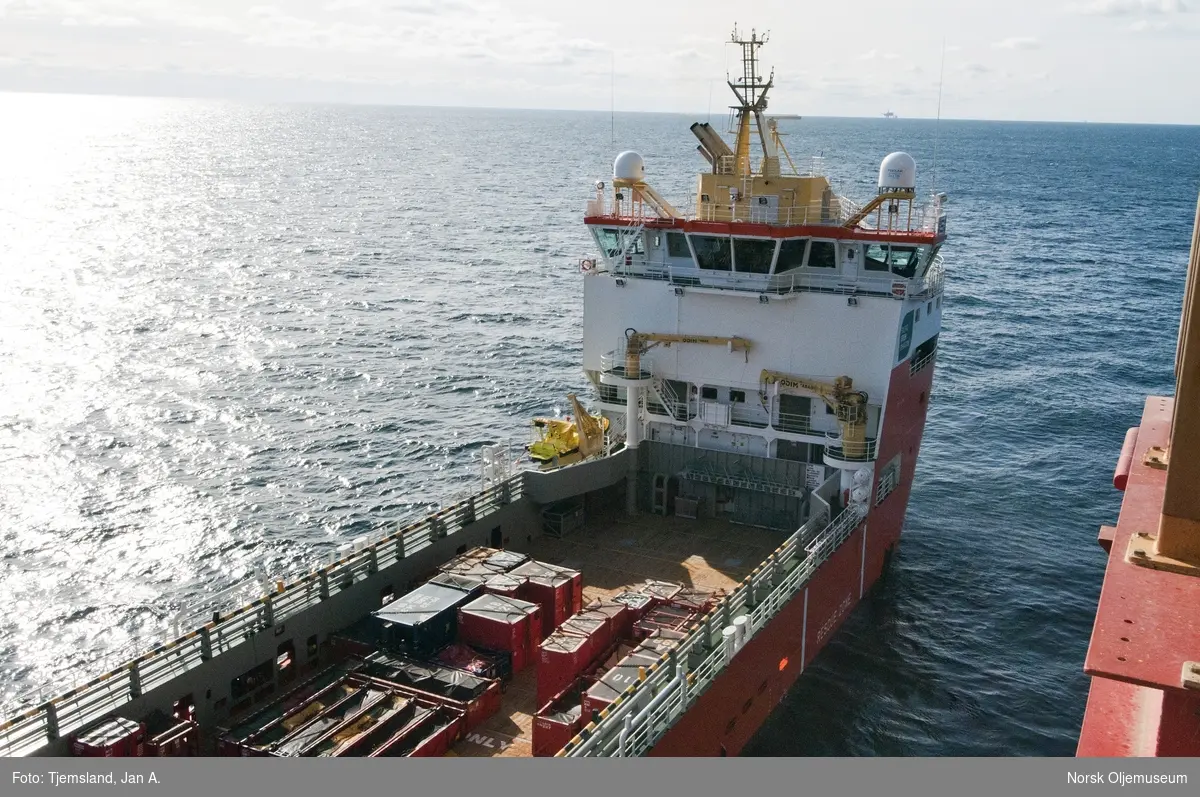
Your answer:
(760, 369), (870, 458)
(623, 328), (751, 377)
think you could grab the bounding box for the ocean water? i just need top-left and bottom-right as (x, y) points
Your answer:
(1, 93), (1198, 756)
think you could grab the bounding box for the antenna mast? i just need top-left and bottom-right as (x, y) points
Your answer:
(727, 24), (777, 177)
(932, 38), (945, 196)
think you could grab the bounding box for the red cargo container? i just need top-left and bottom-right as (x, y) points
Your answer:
(511, 561), (571, 638)
(354, 657), (503, 733)
(543, 563), (583, 614)
(560, 615), (606, 666)
(537, 631), (590, 708)
(612, 591), (653, 623)
(71, 717), (145, 757)
(582, 599), (632, 645)
(483, 573), (526, 598)
(457, 594), (540, 673)
(407, 716), (462, 757)
(144, 711), (199, 757)
(582, 651), (658, 720)
(533, 681), (585, 757)
(368, 703), (465, 757)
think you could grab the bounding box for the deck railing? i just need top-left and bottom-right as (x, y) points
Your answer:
(561, 499), (867, 757)
(587, 191), (946, 236)
(592, 255), (946, 302)
(0, 475), (525, 757)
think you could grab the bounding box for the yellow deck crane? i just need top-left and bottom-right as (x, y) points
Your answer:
(622, 328), (752, 377)
(760, 369), (871, 459)
(527, 393), (609, 469)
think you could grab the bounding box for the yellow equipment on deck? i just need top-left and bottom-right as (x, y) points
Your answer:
(527, 393), (609, 469)
(759, 370), (870, 458)
(622, 328), (752, 378)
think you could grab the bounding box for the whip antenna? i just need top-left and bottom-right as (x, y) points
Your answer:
(932, 38), (945, 196)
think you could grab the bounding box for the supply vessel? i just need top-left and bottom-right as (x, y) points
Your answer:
(0, 27), (948, 759)
(1076, 192), (1200, 757)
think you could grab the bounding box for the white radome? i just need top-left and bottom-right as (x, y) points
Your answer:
(613, 151), (646, 182)
(878, 151), (917, 192)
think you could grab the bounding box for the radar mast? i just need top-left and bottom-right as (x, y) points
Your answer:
(728, 25), (778, 178)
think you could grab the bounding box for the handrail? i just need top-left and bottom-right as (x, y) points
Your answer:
(588, 192), (945, 235)
(593, 254), (946, 303)
(562, 502), (866, 757)
(0, 474), (526, 756)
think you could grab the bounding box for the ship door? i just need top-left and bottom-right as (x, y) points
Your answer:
(652, 474), (668, 515)
(666, 476), (680, 516)
(841, 243), (859, 280)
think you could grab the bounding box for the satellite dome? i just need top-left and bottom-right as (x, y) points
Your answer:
(878, 151), (916, 192)
(613, 151), (646, 182)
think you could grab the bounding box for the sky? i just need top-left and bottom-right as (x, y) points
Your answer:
(0, 0), (1198, 123)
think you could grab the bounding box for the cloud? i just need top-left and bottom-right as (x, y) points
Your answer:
(1130, 17), (1171, 27)
(993, 36), (1040, 49)
(1071, 0), (1188, 14)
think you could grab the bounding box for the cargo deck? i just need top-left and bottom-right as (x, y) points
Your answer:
(447, 511), (785, 758)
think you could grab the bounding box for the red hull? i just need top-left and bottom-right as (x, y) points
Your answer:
(649, 356), (936, 756)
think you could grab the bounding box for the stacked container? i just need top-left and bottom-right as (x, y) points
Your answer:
(511, 561), (573, 638)
(533, 680), (585, 757)
(456, 594), (541, 674)
(582, 648), (659, 720)
(71, 717), (146, 757)
(428, 571), (488, 599)
(536, 631), (591, 708)
(371, 582), (475, 656)
(612, 591), (654, 625)
(559, 615), (607, 665)
(580, 599), (632, 647)
(439, 547), (529, 579)
(483, 573), (526, 598)
(143, 710), (199, 757)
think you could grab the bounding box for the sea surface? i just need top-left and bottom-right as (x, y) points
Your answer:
(2, 94), (1198, 756)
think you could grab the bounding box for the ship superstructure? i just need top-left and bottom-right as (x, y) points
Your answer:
(0, 27), (947, 760)
(579, 26), (944, 535)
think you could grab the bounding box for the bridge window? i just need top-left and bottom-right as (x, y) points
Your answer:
(864, 244), (890, 272)
(730, 390), (746, 403)
(666, 232), (691, 259)
(889, 246), (919, 279)
(692, 235), (732, 271)
(701, 386), (718, 400)
(733, 238), (774, 274)
(775, 238), (809, 273)
(595, 228), (620, 257)
(807, 241), (837, 268)
(916, 243), (941, 279)
(594, 227), (643, 258)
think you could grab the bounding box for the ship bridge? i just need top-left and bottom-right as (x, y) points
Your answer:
(581, 28), (946, 304)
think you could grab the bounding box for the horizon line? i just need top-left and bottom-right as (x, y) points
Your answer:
(2, 87), (1198, 128)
